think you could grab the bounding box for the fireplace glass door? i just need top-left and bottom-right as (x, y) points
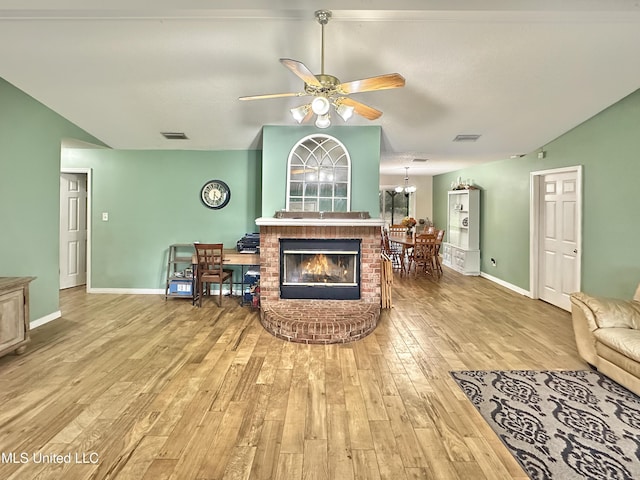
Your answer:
(280, 239), (360, 300)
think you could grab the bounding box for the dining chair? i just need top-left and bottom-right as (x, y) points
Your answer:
(193, 243), (234, 307)
(390, 224), (415, 273)
(433, 229), (446, 277)
(381, 229), (405, 273)
(410, 233), (437, 276)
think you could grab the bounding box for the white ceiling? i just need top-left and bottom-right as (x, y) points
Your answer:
(2, 1), (640, 176)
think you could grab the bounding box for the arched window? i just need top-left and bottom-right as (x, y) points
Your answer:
(286, 134), (351, 212)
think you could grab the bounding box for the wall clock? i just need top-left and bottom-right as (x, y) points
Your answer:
(200, 180), (231, 209)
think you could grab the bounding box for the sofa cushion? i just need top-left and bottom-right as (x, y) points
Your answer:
(572, 293), (640, 329)
(594, 328), (640, 363)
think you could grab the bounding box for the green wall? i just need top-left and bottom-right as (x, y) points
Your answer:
(434, 88), (640, 299)
(6, 66), (637, 320)
(62, 149), (261, 289)
(261, 125), (381, 217)
(0, 78), (106, 321)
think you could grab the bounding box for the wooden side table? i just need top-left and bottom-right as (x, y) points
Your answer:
(0, 276), (35, 358)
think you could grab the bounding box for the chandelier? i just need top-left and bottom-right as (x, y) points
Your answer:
(395, 167), (416, 194)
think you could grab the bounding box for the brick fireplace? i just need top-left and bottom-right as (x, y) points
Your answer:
(256, 217), (384, 344)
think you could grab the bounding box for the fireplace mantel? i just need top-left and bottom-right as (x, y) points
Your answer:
(255, 217), (385, 227)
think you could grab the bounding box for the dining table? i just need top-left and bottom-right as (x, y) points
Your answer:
(387, 234), (415, 274)
(387, 234), (415, 248)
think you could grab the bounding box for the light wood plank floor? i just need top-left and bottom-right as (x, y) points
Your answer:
(0, 269), (586, 480)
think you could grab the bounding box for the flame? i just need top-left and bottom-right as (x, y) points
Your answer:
(303, 254), (331, 276)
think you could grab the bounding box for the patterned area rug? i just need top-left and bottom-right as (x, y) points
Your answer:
(450, 370), (640, 480)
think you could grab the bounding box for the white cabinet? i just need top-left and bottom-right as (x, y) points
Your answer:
(443, 189), (480, 275)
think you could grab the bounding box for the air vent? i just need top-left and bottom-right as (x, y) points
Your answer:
(453, 134), (481, 142)
(412, 158), (429, 163)
(161, 132), (188, 140)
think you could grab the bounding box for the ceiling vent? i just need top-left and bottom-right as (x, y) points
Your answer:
(412, 158), (429, 163)
(453, 134), (481, 142)
(161, 132), (188, 140)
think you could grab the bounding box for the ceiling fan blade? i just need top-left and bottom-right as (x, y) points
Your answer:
(338, 97), (383, 120)
(302, 107), (314, 123)
(280, 58), (323, 88)
(337, 73), (405, 95)
(239, 91), (306, 101)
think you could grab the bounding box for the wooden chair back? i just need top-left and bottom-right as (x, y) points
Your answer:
(195, 243), (224, 274)
(412, 234), (437, 275)
(433, 230), (446, 277)
(388, 224), (406, 236)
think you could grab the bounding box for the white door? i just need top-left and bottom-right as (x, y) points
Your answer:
(60, 173), (87, 289)
(537, 170), (579, 311)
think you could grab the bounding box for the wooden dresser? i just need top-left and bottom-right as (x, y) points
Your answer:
(0, 277), (35, 358)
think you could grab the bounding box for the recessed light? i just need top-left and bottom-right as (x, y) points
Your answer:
(161, 132), (188, 140)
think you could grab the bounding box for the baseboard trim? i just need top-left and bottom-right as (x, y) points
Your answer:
(87, 288), (165, 295)
(87, 287), (235, 296)
(480, 272), (531, 297)
(30, 310), (62, 329)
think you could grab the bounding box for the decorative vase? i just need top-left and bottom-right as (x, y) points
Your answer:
(407, 227), (413, 236)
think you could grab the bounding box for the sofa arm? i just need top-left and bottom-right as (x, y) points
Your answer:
(570, 293), (601, 366)
(571, 292), (640, 329)
(570, 291), (640, 367)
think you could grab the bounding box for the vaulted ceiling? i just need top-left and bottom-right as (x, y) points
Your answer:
(2, 1), (639, 175)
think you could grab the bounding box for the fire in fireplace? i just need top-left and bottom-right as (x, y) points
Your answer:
(280, 238), (361, 300)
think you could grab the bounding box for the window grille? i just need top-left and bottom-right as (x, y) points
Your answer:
(286, 134), (351, 212)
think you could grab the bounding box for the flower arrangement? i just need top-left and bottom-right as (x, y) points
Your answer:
(401, 216), (417, 228)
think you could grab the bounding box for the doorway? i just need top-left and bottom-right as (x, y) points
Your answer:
(530, 166), (582, 311)
(60, 168), (92, 290)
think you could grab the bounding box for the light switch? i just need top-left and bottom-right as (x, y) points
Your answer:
(102, 212), (109, 221)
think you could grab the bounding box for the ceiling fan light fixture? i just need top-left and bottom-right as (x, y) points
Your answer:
(335, 103), (355, 122)
(315, 113), (331, 129)
(290, 104), (310, 123)
(311, 96), (330, 115)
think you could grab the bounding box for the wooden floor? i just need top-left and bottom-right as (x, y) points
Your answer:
(0, 269), (586, 480)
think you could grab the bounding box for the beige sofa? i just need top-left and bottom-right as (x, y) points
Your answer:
(570, 284), (640, 396)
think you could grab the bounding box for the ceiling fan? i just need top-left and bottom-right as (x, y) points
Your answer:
(239, 9), (405, 128)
